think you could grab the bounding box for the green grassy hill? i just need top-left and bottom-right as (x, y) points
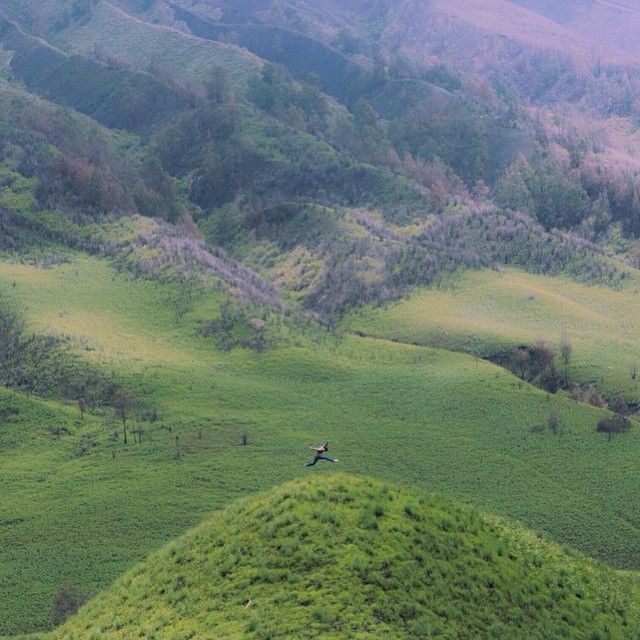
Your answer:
(4, 2), (640, 637)
(35, 475), (640, 639)
(4, 253), (640, 633)
(345, 267), (640, 401)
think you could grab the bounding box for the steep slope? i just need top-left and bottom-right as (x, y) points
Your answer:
(159, 0), (640, 130)
(375, 0), (640, 116)
(4, 0), (640, 278)
(99, 0), (640, 242)
(511, 0), (640, 62)
(153, 0), (640, 75)
(52, 475), (640, 639)
(0, 17), (192, 134)
(509, 0), (594, 24)
(0, 78), (182, 222)
(58, 0), (262, 91)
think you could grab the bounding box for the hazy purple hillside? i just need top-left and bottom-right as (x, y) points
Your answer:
(401, 0), (640, 65)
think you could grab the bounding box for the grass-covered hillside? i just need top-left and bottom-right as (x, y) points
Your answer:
(345, 267), (640, 402)
(4, 252), (640, 634)
(35, 475), (640, 639)
(4, 1), (640, 638)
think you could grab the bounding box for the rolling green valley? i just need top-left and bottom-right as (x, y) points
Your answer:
(3, 1), (640, 638)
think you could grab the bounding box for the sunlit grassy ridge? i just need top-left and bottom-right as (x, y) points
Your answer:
(4, 254), (640, 632)
(0, 255), (219, 366)
(345, 267), (640, 399)
(43, 475), (640, 639)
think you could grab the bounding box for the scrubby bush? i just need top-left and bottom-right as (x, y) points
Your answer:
(506, 342), (558, 393)
(73, 432), (96, 457)
(547, 412), (561, 435)
(609, 395), (630, 416)
(200, 301), (269, 352)
(597, 415), (631, 441)
(51, 583), (85, 625)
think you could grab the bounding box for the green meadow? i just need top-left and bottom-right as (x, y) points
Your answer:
(3, 254), (640, 634)
(3, 1), (640, 636)
(346, 267), (640, 400)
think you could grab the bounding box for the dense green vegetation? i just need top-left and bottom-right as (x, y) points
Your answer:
(34, 475), (640, 639)
(0, 0), (636, 325)
(2, 254), (640, 635)
(4, 1), (640, 637)
(0, 80), (181, 222)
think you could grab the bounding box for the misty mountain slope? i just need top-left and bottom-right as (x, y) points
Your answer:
(0, 4), (429, 242)
(0, 0), (638, 314)
(362, 0), (640, 118)
(511, 0), (640, 61)
(57, 0), (263, 91)
(509, 0), (595, 24)
(182, 0), (640, 119)
(135, 0), (640, 213)
(0, 17), (196, 134)
(422, 0), (640, 65)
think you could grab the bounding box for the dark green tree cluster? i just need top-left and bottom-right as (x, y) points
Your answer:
(597, 415), (631, 441)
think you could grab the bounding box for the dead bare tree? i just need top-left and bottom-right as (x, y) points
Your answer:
(559, 333), (572, 387)
(113, 391), (135, 445)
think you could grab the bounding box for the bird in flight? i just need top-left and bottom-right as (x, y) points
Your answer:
(303, 442), (338, 467)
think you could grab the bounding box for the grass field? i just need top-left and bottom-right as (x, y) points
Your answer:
(345, 267), (640, 400)
(3, 255), (640, 633)
(45, 475), (640, 639)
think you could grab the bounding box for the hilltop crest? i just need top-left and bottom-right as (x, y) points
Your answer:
(54, 474), (638, 639)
